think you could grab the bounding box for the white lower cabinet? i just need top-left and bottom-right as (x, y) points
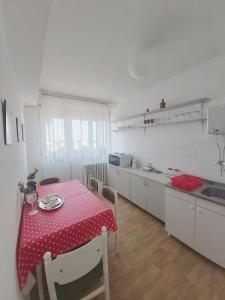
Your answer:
(165, 190), (195, 248)
(130, 174), (148, 210)
(130, 174), (165, 219)
(195, 205), (225, 268)
(147, 180), (165, 221)
(108, 165), (165, 220)
(107, 166), (130, 200)
(117, 169), (131, 200)
(165, 188), (225, 268)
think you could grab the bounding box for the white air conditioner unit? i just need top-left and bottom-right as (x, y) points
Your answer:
(207, 104), (225, 134)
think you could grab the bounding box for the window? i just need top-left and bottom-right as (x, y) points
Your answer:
(45, 118), (65, 160)
(72, 120), (89, 150)
(41, 96), (110, 176)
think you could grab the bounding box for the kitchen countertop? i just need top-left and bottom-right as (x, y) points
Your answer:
(108, 164), (225, 207)
(166, 180), (225, 207)
(108, 164), (169, 185)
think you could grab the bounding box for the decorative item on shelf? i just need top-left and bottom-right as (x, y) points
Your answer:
(174, 114), (179, 122)
(193, 110), (201, 120)
(144, 118), (151, 125)
(146, 108), (150, 113)
(160, 98), (166, 109)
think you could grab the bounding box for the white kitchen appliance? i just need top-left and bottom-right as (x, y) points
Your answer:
(207, 104), (225, 134)
(108, 153), (132, 167)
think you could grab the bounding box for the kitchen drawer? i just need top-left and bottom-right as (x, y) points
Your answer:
(166, 187), (195, 205)
(196, 197), (225, 217)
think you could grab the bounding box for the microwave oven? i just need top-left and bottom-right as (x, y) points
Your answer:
(108, 153), (132, 167)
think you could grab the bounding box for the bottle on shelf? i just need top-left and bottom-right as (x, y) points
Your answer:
(160, 99), (166, 109)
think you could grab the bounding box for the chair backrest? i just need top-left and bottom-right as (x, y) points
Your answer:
(40, 177), (59, 186)
(101, 185), (117, 206)
(44, 227), (109, 300)
(89, 175), (99, 191)
(89, 175), (102, 198)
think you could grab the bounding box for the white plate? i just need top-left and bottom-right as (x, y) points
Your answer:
(38, 194), (64, 211)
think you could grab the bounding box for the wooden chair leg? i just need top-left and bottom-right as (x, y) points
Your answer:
(36, 264), (45, 300)
(114, 232), (118, 254)
(102, 227), (110, 300)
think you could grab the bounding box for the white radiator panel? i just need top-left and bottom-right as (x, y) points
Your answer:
(84, 163), (108, 186)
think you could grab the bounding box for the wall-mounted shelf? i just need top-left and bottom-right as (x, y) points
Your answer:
(111, 98), (210, 133)
(112, 98), (210, 123)
(112, 117), (207, 132)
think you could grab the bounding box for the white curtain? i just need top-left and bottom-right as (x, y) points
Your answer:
(39, 95), (110, 181)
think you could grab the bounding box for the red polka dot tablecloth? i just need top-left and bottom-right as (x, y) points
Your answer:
(17, 180), (117, 290)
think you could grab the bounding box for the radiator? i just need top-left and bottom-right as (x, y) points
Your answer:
(84, 163), (108, 186)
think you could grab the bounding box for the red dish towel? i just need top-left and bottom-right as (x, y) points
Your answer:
(171, 174), (203, 191)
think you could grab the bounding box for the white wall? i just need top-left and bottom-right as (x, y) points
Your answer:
(2, 0), (52, 105)
(0, 1), (27, 299)
(111, 53), (225, 120)
(111, 55), (225, 183)
(24, 106), (43, 181)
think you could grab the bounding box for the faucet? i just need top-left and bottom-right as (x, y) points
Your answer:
(217, 161), (225, 177)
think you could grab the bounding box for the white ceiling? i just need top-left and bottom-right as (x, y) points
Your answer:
(2, 0), (52, 105)
(3, 0), (225, 104)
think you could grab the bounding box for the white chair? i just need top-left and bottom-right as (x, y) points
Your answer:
(101, 185), (118, 253)
(89, 175), (102, 198)
(43, 227), (110, 300)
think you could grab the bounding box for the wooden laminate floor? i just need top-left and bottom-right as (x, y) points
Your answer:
(32, 196), (225, 300)
(96, 196), (225, 300)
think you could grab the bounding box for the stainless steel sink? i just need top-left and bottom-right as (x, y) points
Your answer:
(201, 187), (225, 200)
(167, 179), (225, 206)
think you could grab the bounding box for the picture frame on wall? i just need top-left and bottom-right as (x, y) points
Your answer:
(21, 123), (24, 141)
(16, 117), (20, 142)
(2, 99), (13, 145)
